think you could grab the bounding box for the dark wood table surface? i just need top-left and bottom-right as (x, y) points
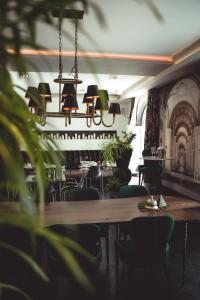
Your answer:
(0, 196), (200, 225)
(42, 196), (200, 225)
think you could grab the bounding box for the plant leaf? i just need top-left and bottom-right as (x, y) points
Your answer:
(0, 283), (31, 300)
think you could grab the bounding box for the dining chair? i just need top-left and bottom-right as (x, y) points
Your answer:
(46, 224), (102, 277)
(61, 177), (79, 201)
(138, 148), (162, 186)
(119, 184), (149, 198)
(44, 225), (111, 300)
(67, 187), (110, 269)
(115, 215), (175, 284)
(118, 185), (149, 239)
(86, 166), (103, 198)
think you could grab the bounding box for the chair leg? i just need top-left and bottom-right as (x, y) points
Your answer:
(163, 261), (171, 286)
(105, 235), (109, 270)
(116, 224), (119, 240)
(115, 243), (119, 286)
(139, 171), (141, 185)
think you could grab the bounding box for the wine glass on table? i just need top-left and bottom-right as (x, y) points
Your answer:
(151, 146), (156, 158)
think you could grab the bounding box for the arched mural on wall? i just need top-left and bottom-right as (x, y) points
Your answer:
(163, 76), (200, 181)
(169, 101), (197, 176)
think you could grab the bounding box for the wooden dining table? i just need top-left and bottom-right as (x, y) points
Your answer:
(0, 195), (200, 286)
(42, 195), (200, 226)
(42, 195), (200, 287)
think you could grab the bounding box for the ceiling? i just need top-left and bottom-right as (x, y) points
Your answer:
(10, 0), (200, 99)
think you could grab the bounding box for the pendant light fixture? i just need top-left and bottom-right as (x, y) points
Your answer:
(25, 9), (121, 128)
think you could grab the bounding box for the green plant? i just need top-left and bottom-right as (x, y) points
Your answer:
(101, 131), (136, 165)
(0, 1), (104, 298)
(106, 178), (121, 195)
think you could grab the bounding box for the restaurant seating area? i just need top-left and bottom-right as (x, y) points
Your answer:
(1, 1), (200, 300)
(1, 176), (200, 299)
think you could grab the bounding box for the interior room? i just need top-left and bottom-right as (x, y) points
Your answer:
(1, 0), (200, 299)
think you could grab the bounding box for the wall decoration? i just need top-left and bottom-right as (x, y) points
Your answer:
(38, 130), (117, 141)
(160, 76), (200, 194)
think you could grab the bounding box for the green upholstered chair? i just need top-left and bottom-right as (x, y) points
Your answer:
(115, 215), (175, 283)
(119, 184), (149, 198)
(118, 185), (149, 239)
(67, 187), (110, 269)
(67, 186), (100, 201)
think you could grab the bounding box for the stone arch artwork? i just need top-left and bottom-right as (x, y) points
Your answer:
(164, 76), (200, 180)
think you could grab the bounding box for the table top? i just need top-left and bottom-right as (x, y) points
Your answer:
(141, 156), (174, 161)
(65, 168), (113, 178)
(1, 196), (200, 225)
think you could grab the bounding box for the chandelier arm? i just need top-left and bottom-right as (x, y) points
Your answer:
(92, 111), (103, 125)
(40, 115), (46, 126)
(68, 111), (72, 125)
(86, 117), (92, 128)
(38, 109), (46, 126)
(65, 117), (68, 127)
(101, 114), (116, 128)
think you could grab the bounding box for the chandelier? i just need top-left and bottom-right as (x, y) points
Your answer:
(25, 9), (121, 128)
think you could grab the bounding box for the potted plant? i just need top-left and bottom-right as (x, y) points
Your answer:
(0, 1), (104, 298)
(101, 131), (136, 169)
(106, 178), (121, 198)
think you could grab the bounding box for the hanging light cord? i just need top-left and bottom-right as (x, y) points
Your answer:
(58, 18), (63, 81)
(71, 19), (78, 80)
(58, 17), (63, 112)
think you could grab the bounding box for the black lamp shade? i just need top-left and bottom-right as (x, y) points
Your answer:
(82, 93), (93, 105)
(98, 89), (109, 101)
(108, 103), (121, 114)
(25, 87), (38, 99)
(26, 87), (43, 108)
(86, 85), (99, 99)
(38, 83), (51, 97)
(62, 83), (76, 96)
(63, 95), (79, 111)
(95, 98), (109, 111)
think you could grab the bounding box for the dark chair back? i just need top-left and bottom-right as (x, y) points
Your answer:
(87, 166), (101, 179)
(130, 216), (174, 265)
(68, 187), (100, 201)
(46, 224), (102, 276)
(119, 185), (149, 198)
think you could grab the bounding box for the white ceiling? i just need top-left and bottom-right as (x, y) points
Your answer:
(10, 0), (200, 98)
(35, 0), (200, 55)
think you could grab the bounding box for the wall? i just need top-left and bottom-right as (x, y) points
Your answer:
(159, 74), (200, 200)
(128, 94), (147, 173)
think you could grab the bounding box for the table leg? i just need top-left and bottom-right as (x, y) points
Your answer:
(101, 175), (104, 199)
(182, 220), (188, 287)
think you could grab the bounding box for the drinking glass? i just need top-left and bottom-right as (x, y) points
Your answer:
(151, 147), (156, 157)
